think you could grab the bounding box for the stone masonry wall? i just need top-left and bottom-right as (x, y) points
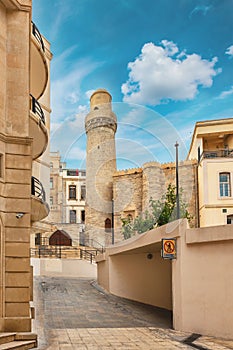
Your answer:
(112, 160), (198, 239)
(113, 168), (143, 241)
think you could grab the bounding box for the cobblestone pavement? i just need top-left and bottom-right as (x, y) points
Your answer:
(33, 276), (233, 350)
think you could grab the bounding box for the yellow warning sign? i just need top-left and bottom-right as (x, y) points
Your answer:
(162, 239), (177, 259)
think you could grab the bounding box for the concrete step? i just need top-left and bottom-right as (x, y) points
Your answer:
(0, 334), (16, 346)
(0, 340), (36, 350)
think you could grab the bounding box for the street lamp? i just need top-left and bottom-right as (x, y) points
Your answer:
(112, 199), (114, 244)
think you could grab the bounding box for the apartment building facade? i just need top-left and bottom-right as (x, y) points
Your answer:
(0, 0), (51, 332)
(188, 118), (233, 227)
(49, 152), (86, 226)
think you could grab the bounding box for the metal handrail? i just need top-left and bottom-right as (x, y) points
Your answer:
(30, 94), (46, 124)
(79, 237), (105, 253)
(31, 176), (46, 202)
(30, 246), (96, 263)
(31, 21), (45, 52)
(200, 149), (233, 161)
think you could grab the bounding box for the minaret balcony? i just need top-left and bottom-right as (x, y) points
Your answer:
(30, 22), (48, 99)
(31, 176), (49, 222)
(29, 94), (48, 160)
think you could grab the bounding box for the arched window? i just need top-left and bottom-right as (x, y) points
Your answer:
(105, 218), (111, 232)
(127, 214), (133, 221)
(219, 172), (231, 197)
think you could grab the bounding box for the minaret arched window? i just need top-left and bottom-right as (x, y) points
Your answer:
(105, 218), (111, 232)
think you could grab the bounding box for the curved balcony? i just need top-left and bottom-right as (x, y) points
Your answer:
(30, 22), (48, 99)
(31, 176), (49, 222)
(30, 94), (48, 159)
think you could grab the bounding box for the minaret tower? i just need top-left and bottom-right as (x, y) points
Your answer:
(85, 89), (117, 246)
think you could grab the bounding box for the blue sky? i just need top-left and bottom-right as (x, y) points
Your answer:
(33, 0), (233, 169)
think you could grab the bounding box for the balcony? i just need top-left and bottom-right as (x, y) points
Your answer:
(30, 22), (48, 99)
(31, 176), (49, 222)
(29, 95), (48, 159)
(200, 149), (233, 161)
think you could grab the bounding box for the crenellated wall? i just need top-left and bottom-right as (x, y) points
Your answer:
(112, 159), (198, 242)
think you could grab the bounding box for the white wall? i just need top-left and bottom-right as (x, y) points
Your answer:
(31, 258), (97, 279)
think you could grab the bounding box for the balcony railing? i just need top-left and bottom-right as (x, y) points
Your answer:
(31, 21), (45, 52)
(31, 176), (46, 202)
(30, 94), (45, 124)
(200, 149), (233, 161)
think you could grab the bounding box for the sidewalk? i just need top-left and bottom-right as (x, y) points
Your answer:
(32, 276), (233, 349)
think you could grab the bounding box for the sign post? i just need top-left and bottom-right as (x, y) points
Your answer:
(161, 238), (177, 259)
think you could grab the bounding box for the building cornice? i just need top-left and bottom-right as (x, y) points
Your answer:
(0, 132), (32, 145)
(1, 0), (31, 11)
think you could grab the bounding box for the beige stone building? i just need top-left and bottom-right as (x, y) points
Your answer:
(48, 151), (86, 226)
(0, 0), (52, 333)
(188, 118), (233, 227)
(85, 90), (233, 246)
(113, 160), (197, 236)
(84, 89), (198, 246)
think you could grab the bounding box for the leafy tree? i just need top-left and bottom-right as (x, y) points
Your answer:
(121, 216), (134, 240)
(121, 183), (192, 239)
(132, 211), (155, 234)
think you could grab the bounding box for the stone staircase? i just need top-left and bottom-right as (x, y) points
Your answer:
(0, 333), (37, 350)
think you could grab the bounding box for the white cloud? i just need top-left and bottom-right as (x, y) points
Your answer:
(226, 45), (233, 57)
(64, 146), (86, 161)
(85, 90), (95, 99)
(50, 108), (87, 167)
(217, 86), (233, 99)
(51, 59), (100, 120)
(121, 41), (221, 105)
(189, 5), (212, 18)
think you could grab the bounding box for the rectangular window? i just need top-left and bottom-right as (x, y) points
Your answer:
(69, 185), (76, 199)
(81, 210), (85, 223)
(67, 169), (79, 176)
(70, 210), (76, 223)
(81, 185), (86, 200)
(219, 172), (231, 197)
(35, 233), (41, 246)
(50, 177), (53, 189)
(50, 196), (53, 205)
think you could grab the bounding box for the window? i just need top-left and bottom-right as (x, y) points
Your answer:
(50, 196), (53, 206)
(70, 210), (76, 223)
(219, 172), (231, 197)
(67, 169), (79, 176)
(50, 162), (53, 168)
(81, 210), (85, 223)
(127, 214), (133, 221)
(105, 218), (111, 232)
(69, 185), (76, 199)
(81, 185), (86, 200)
(227, 215), (233, 224)
(35, 233), (41, 246)
(50, 177), (53, 189)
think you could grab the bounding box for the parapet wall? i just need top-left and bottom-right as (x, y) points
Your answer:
(113, 160), (198, 230)
(97, 220), (233, 339)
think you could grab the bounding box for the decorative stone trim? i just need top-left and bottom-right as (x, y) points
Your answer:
(85, 117), (117, 133)
(0, 132), (32, 145)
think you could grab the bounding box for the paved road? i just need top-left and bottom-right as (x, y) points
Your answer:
(32, 276), (233, 350)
